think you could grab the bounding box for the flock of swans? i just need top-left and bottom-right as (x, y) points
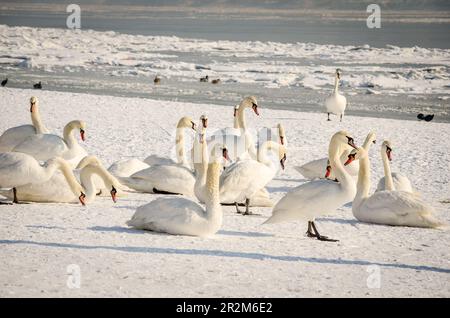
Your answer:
(0, 70), (445, 242)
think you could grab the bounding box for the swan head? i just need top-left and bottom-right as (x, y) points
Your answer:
(330, 131), (357, 154)
(277, 123), (286, 145)
(241, 96), (259, 116)
(68, 120), (87, 141)
(177, 116), (196, 131)
(365, 131), (377, 145)
(29, 96), (38, 112)
(233, 104), (239, 117)
(200, 114), (208, 129)
(344, 147), (367, 166)
(335, 68), (342, 80)
(382, 140), (393, 161)
(210, 144), (230, 164)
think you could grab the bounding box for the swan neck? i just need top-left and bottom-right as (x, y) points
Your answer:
(57, 160), (83, 197)
(194, 139), (208, 190)
(233, 111), (239, 129)
(382, 149), (395, 191)
(175, 127), (188, 166)
(31, 106), (48, 134)
(355, 153), (371, 206)
(205, 162), (221, 222)
(334, 74), (339, 93)
(329, 145), (353, 188)
(237, 104), (247, 130)
(63, 122), (78, 148)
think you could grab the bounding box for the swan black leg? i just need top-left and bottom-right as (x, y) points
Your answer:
(242, 198), (252, 215)
(311, 221), (339, 242)
(235, 202), (243, 214)
(306, 221), (316, 237)
(327, 113), (331, 121)
(13, 188), (18, 204)
(340, 114), (343, 122)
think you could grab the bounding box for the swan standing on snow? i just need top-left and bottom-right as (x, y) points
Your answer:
(219, 140), (287, 215)
(0, 97), (49, 152)
(376, 140), (414, 193)
(264, 131), (357, 242)
(208, 96), (259, 161)
(0, 156), (121, 204)
(325, 69), (347, 122)
(12, 120), (87, 167)
(127, 145), (226, 237)
(347, 147), (442, 228)
(0, 153), (84, 204)
(295, 132), (376, 180)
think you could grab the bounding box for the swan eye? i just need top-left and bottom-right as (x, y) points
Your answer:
(346, 136), (356, 148)
(386, 146), (392, 152)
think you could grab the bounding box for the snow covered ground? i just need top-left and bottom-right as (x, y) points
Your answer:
(0, 88), (449, 297)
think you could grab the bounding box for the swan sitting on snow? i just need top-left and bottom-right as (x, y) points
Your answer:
(12, 119), (87, 168)
(0, 96), (49, 152)
(264, 131), (358, 242)
(376, 140), (415, 193)
(108, 116), (199, 177)
(347, 147), (443, 228)
(127, 144), (227, 237)
(0, 156), (121, 204)
(0, 153), (84, 204)
(325, 69), (347, 122)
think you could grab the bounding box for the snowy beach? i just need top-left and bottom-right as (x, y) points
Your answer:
(0, 88), (449, 297)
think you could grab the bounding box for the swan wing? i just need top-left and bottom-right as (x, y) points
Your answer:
(143, 155), (175, 166)
(265, 179), (350, 224)
(108, 158), (150, 177)
(130, 164), (195, 196)
(0, 125), (36, 152)
(127, 197), (206, 235)
(13, 134), (67, 161)
(357, 191), (441, 228)
(3, 171), (77, 203)
(0, 152), (41, 188)
(220, 160), (274, 203)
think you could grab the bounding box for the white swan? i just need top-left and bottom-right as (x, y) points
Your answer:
(376, 140), (414, 193)
(219, 140), (287, 215)
(208, 96), (259, 161)
(0, 158), (120, 204)
(348, 147), (443, 228)
(12, 120), (87, 167)
(109, 116), (198, 177)
(325, 69), (347, 121)
(0, 97), (49, 152)
(264, 131), (358, 241)
(295, 132), (376, 180)
(0, 153), (84, 204)
(127, 146), (224, 237)
(144, 116), (198, 167)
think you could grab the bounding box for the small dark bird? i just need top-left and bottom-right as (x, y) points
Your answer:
(153, 76), (161, 85)
(417, 113), (434, 122)
(200, 75), (209, 82)
(1, 78), (7, 87)
(211, 78), (221, 84)
(33, 81), (42, 89)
